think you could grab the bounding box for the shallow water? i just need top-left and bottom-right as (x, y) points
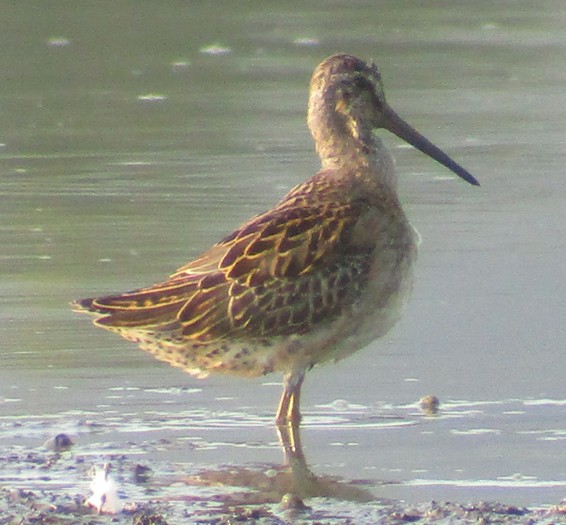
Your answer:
(1, 0), (565, 517)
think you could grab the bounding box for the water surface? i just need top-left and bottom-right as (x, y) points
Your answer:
(1, 0), (565, 514)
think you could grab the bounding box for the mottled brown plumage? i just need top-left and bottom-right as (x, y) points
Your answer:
(74, 54), (478, 425)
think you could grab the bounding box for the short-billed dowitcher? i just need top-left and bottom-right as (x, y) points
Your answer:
(74, 54), (478, 425)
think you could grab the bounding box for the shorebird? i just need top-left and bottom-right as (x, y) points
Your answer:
(73, 54), (478, 426)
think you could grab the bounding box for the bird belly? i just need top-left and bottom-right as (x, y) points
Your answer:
(120, 224), (417, 379)
(305, 221), (418, 366)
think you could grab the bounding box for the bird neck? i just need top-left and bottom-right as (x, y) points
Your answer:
(307, 95), (398, 191)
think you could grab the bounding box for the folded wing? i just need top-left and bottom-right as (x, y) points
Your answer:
(74, 178), (379, 342)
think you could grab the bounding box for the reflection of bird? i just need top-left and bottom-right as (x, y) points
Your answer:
(182, 424), (374, 505)
(73, 54), (478, 425)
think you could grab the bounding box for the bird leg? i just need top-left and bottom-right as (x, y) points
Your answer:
(276, 419), (308, 474)
(276, 371), (305, 426)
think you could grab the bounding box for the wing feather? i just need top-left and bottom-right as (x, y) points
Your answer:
(74, 169), (384, 342)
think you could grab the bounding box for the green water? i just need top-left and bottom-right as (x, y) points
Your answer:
(1, 0), (565, 509)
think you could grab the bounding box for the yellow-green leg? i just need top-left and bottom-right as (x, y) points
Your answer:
(276, 371), (305, 426)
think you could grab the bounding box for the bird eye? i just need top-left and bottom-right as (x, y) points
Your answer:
(340, 87), (352, 102)
(353, 76), (373, 91)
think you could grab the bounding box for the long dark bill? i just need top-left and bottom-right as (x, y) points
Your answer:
(382, 105), (480, 187)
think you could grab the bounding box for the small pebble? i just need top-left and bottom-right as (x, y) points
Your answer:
(132, 464), (152, 483)
(419, 395), (440, 415)
(44, 433), (73, 452)
(279, 492), (309, 512)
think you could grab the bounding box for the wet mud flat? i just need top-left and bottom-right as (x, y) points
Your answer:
(1, 442), (564, 525)
(1, 381), (564, 525)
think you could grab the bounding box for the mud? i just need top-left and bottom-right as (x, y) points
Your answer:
(1, 441), (564, 525)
